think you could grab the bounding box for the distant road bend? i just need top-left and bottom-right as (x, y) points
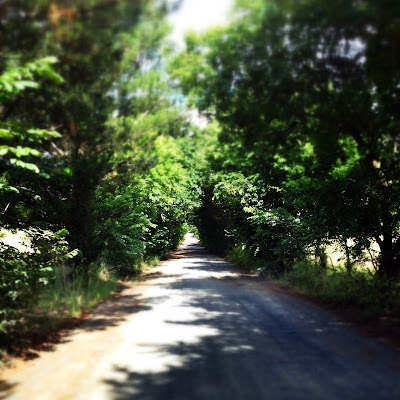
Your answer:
(2, 233), (400, 399)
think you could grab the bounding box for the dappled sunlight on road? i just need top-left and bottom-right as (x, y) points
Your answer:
(2, 233), (400, 400)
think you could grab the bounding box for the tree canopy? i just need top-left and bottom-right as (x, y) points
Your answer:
(171, 0), (400, 277)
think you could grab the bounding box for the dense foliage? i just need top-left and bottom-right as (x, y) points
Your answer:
(0, 0), (202, 351)
(172, 0), (400, 279)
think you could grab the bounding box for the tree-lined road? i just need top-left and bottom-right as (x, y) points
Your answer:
(2, 234), (400, 399)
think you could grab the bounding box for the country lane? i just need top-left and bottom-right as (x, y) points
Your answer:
(1, 233), (400, 400)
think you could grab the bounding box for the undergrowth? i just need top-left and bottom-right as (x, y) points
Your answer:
(136, 255), (161, 273)
(0, 253), (164, 361)
(38, 272), (118, 318)
(227, 245), (400, 321)
(0, 271), (117, 357)
(281, 261), (400, 320)
(227, 246), (264, 272)
(227, 245), (289, 277)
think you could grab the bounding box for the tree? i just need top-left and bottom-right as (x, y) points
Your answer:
(0, 1), (175, 286)
(172, 0), (400, 277)
(0, 59), (77, 346)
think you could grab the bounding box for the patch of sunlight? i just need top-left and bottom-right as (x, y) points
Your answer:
(0, 228), (32, 252)
(222, 344), (255, 353)
(321, 238), (380, 272)
(99, 282), (222, 376)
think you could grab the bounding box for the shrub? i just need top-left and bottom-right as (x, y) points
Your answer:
(281, 262), (400, 319)
(0, 229), (77, 352)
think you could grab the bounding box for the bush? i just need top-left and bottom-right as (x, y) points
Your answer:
(227, 245), (264, 272)
(0, 229), (77, 352)
(92, 184), (150, 276)
(38, 267), (118, 318)
(281, 262), (400, 319)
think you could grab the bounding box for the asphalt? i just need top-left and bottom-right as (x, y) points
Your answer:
(2, 233), (400, 399)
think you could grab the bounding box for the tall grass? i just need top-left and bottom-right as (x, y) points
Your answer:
(38, 272), (118, 319)
(136, 255), (161, 272)
(0, 249), (165, 361)
(33, 256), (162, 332)
(281, 261), (400, 319)
(0, 268), (119, 358)
(227, 245), (400, 321)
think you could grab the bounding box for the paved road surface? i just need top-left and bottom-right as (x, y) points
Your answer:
(2, 234), (400, 399)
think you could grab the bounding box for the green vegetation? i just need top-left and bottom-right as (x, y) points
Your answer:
(281, 262), (400, 320)
(39, 273), (118, 319)
(1, 0), (400, 356)
(0, 0), (202, 355)
(171, 0), (400, 319)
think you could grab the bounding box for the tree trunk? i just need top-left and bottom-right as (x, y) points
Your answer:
(315, 239), (327, 270)
(378, 185), (398, 277)
(67, 153), (98, 291)
(343, 237), (352, 273)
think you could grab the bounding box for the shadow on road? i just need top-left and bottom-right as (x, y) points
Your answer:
(170, 239), (256, 278)
(103, 267), (400, 400)
(169, 240), (209, 259)
(3, 235), (400, 400)
(78, 293), (153, 332)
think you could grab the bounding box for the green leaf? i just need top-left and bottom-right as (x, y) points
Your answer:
(9, 158), (40, 173)
(0, 184), (20, 193)
(41, 56), (58, 64)
(0, 146), (8, 156)
(0, 128), (14, 140)
(28, 128), (62, 139)
(60, 167), (72, 175)
(55, 229), (69, 238)
(1, 145), (43, 158)
(14, 80), (39, 91)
